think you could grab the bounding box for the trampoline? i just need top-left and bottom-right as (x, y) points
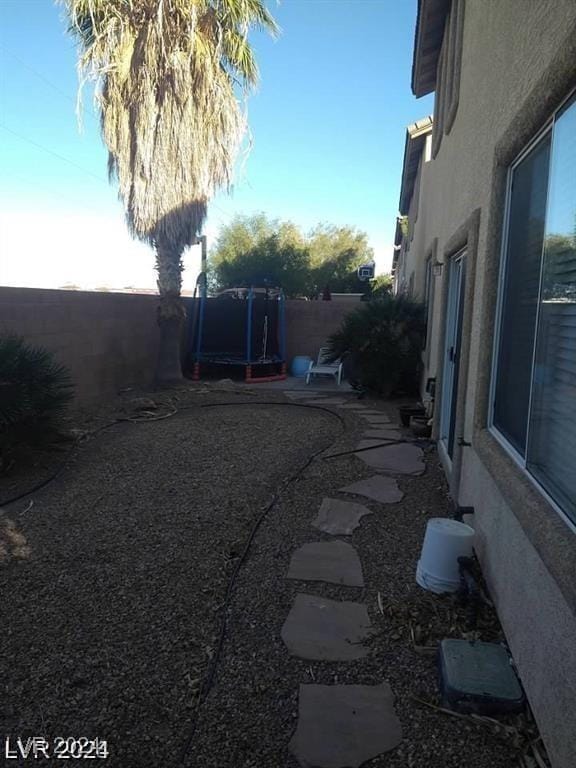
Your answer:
(188, 288), (287, 382)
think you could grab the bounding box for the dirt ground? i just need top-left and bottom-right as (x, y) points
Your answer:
(0, 386), (546, 767)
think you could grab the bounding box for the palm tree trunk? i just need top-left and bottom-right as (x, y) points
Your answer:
(155, 243), (185, 386)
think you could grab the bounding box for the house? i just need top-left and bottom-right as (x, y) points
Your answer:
(394, 2), (576, 766)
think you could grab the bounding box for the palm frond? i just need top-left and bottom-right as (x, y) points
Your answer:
(61, 0), (277, 255)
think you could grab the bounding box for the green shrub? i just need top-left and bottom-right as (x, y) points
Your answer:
(0, 335), (74, 465)
(326, 294), (426, 396)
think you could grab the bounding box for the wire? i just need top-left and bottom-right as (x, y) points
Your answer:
(0, 43), (99, 123)
(0, 124), (109, 185)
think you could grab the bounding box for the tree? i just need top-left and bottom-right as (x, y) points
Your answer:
(210, 214), (310, 297)
(308, 224), (373, 294)
(215, 235), (311, 298)
(326, 294), (426, 396)
(368, 273), (393, 298)
(62, 0), (278, 384)
(211, 214), (375, 297)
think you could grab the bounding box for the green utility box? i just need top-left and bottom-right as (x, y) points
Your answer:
(439, 639), (525, 715)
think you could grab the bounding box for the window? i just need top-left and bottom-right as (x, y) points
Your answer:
(432, 0), (465, 157)
(492, 94), (576, 525)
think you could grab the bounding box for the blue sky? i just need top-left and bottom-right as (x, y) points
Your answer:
(0, 0), (432, 291)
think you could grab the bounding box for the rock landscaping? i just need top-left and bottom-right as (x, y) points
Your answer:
(0, 385), (543, 768)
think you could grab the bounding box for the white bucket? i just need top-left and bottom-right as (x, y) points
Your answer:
(416, 518), (475, 594)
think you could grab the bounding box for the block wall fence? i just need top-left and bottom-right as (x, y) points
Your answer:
(0, 287), (357, 404)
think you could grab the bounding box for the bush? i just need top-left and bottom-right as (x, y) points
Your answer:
(0, 335), (74, 466)
(326, 294), (426, 396)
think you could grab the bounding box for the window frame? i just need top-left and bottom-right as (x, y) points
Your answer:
(489, 93), (576, 532)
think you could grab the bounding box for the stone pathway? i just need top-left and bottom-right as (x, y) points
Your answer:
(281, 594), (372, 661)
(312, 497), (373, 535)
(354, 440), (425, 475)
(287, 540), (364, 587)
(362, 428), (402, 440)
(279, 391), (408, 766)
(339, 475), (404, 504)
(289, 683), (403, 768)
(304, 397), (346, 406)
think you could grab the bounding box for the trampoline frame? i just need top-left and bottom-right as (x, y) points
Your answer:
(190, 287), (287, 382)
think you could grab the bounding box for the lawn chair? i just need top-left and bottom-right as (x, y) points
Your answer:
(305, 346), (343, 386)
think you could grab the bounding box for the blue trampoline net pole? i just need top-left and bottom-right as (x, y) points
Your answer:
(192, 294), (206, 379)
(279, 291), (286, 362)
(246, 287), (254, 364)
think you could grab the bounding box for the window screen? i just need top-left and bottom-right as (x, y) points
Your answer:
(493, 135), (550, 455)
(527, 98), (576, 521)
(493, 94), (576, 525)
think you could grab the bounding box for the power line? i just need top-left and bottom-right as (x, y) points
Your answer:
(0, 43), (100, 124)
(0, 124), (109, 185)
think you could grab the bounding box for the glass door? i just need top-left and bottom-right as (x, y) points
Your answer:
(440, 251), (466, 459)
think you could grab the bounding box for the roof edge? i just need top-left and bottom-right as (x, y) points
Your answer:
(411, 0), (450, 97)
(398, 116), (433, 215)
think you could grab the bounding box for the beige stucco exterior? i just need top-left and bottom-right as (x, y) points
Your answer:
(394, 2), (576, 766)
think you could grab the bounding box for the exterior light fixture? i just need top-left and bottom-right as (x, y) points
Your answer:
(433, 261), (444, 277)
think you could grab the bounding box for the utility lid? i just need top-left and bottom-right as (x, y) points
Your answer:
(439, 639), (525, 714)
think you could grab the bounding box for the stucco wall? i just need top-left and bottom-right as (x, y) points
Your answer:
(459, 451), (576, 768)
(404, 2), (576, 765)
(0, 288), (356, 404)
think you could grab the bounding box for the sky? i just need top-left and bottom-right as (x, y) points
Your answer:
(0, 0), (432, 292)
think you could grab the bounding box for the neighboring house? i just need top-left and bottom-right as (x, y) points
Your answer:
(394, 2), (576, 766)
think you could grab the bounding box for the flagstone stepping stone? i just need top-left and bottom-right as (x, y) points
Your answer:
(362, 428), (402, 440)
(304, 397), (347, 406)
(338, 403), (367, 410)
(339, 475), (404, 504)
(312, 498), (373, 535)
(359, 415), (392, 425)
(287, 541), (364, 587)
(284, 391), (324, 399)
(281, 594), (371, 661)
(289, 683), (402, 768)
(355, 441), (425, 475)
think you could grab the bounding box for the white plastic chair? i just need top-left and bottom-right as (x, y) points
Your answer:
(305, 347), (343, 386)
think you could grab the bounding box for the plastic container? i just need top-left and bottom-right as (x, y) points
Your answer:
(416, 518), (474, 593)
(291, 355), (313, 377)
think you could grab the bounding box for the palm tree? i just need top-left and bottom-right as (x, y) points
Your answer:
(61, 0), (278, 383)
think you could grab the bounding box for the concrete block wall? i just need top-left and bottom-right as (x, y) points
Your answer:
(284, 299), (356, 365)
(0, 288), (358, 404)
(0, 287), (161, 405)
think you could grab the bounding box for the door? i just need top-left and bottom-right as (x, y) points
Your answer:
(440, 251), (466, 460)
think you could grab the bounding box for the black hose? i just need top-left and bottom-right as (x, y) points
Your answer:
(0, 401), (345, 508)
(176, 403), (345, 765)
(0, 399), (351, 766)
(323, 436), (435, 460)
(0, 419), (126, 507)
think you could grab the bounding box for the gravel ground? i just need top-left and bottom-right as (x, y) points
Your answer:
(1, 388), (544, 768)
(0, 388), (338, 767)
(186, 397), (544, 768)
